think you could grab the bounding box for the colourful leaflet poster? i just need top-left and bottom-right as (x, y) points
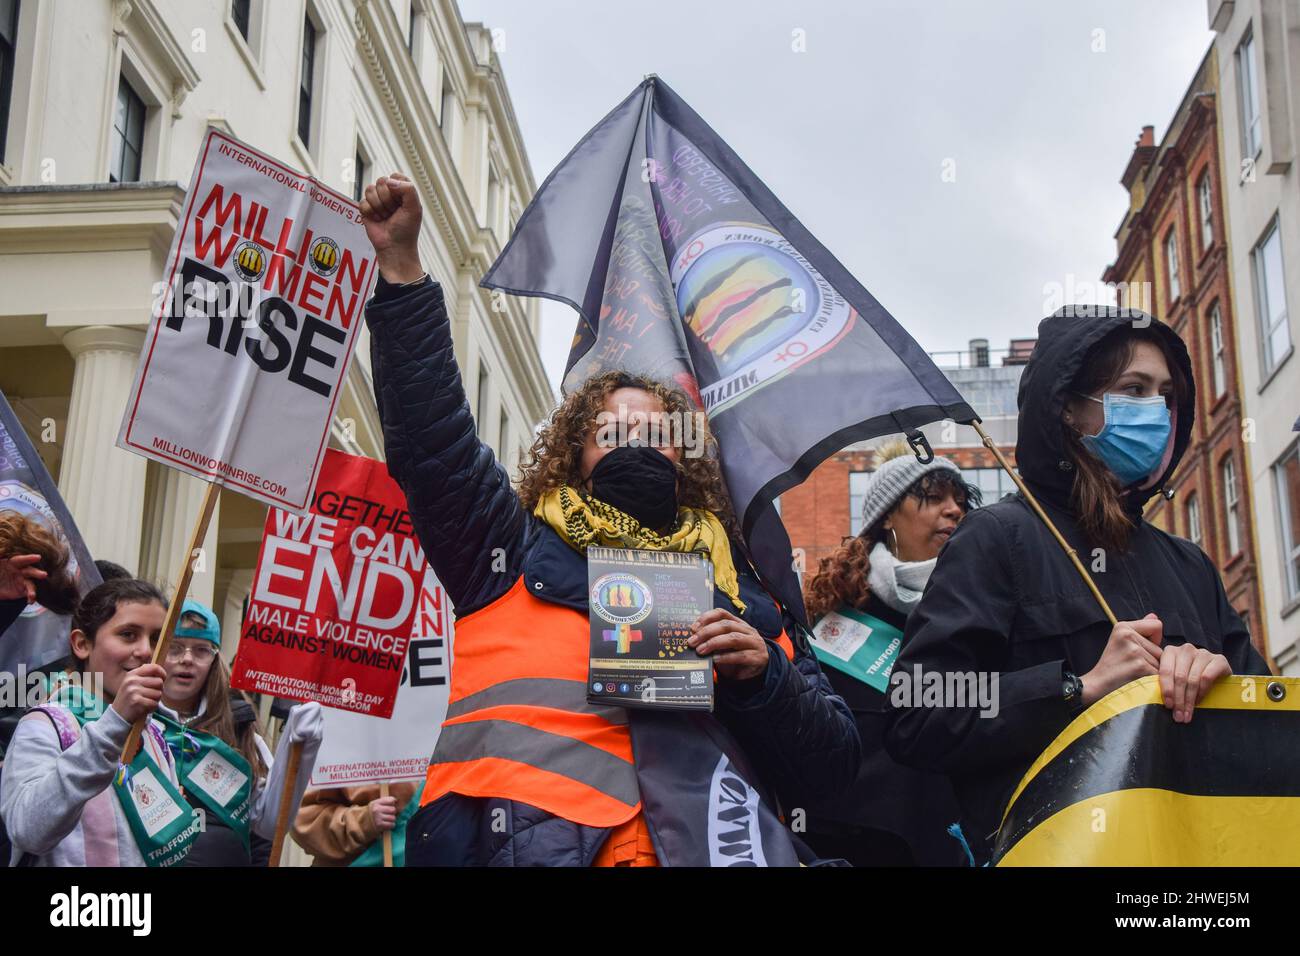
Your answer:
(231, 450), (432, 718)
(118, 129), (377, 512)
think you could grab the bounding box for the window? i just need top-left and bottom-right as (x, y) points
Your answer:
(1222, 454), (1241, 557)
(1186, 493), (1203, 548)
(499, 408), (510, 458)
(439, 70), (455, 132)
(0, 0), (18, 164)
(486, 164), (500, 232)
(1209, 303), (1226, 399)
(476, 362), (489, 435)
(231, 0), (251, 41)
(1165, 228), (1181, 304)
(848, 471), (870, 536)
(1254, 218), (1291, 373)
(297, 14), (318, 148)
(109, 76), (146, 183)
(1198, 173), (1214, 250)
(1237, 29), (1262, 158)
(1277, 444), (1300, 602)
(352, 144), (367, 203)
(407, 1), (418, 55)
(960, 466), (1013, 509)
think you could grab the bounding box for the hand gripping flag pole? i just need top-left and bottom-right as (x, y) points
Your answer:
(118, 479), (223, 766)
(971, 421), (1117, 626)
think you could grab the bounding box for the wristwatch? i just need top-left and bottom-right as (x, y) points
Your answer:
(1062, 669), (1084, 713)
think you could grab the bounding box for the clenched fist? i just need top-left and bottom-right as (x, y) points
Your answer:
(110, 663), (167, 724)
(360, 173), (424, 284)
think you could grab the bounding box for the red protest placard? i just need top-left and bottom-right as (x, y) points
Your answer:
(231, 449), (430, 717)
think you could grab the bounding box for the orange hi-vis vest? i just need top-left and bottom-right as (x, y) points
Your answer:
(423, 574), (796, 830)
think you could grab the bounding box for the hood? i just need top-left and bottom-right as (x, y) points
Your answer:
(1014, 305), (1195, 515)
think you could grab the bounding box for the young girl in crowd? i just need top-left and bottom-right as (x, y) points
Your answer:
(156, 600), (323, 867)
(1, 578), (188, 866)
(800, 441), (978, 866)
(886, 308), (1269, 865)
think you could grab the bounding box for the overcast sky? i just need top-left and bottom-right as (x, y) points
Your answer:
(456, 0), (1215, 389)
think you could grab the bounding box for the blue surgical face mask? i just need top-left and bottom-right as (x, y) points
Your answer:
(1075, 392), (1172, 487)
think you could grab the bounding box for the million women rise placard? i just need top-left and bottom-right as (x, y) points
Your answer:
(117, 130), (377, 513)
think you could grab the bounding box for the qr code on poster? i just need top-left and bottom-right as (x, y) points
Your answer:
(689, 671), (705, 687)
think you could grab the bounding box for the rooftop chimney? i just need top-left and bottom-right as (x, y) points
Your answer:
(1137, 125), (1155, 148)
(970, 338), (989, 368)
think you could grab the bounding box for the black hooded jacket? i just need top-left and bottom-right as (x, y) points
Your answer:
(884, 306), (1269, 862)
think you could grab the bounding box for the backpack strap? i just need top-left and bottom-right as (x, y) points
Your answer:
(27, 706), (80, 752)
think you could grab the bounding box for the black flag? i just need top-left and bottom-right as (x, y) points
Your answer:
(0, 390), (101, 674)
(483, 76), (976, 622)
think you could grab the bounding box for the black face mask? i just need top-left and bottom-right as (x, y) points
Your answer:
(586, 445), (679, 530)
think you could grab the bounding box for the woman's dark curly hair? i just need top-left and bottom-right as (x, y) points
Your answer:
(803, 458), (979, 623)
(515, 370), (737, 531)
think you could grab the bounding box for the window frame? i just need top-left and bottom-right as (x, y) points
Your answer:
(1209, 302), (1226, 399)
(1221, 453), (1241, 558)
(109, 74), (147, 184)
(352, 141), (368, 204)
(1276, 442), (1300, 603)
(1164, 227), (1181, 305)
(1236, 27), (1262, 160)
(1198, 172), (1214, 252)
(1186, 492), (1203, 548)
(476, 361), (490, 437)
(295, 9), (324, 154)
(1253, 216), (1292, 374)
(0, 0), (18, 165)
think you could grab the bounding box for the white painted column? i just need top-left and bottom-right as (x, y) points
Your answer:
(140, 464), (221, 608)
(58, 326), (147, 573)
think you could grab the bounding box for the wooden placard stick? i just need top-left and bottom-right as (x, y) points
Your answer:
(118, 478), (222, 765)
(268, 739), (304, 867)
(380, 781), (394, 867)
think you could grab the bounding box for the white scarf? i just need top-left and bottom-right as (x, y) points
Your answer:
(867, 540), (937, 615)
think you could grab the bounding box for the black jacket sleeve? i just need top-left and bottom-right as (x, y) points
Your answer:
(884, 507), (1074, 776)
(716, 617), (862, 806)
(365, 278), (527, 614)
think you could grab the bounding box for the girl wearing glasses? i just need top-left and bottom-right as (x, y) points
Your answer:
(157, 600), (323, 866)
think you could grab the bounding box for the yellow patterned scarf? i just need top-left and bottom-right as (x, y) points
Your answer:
(535, 486), (747, 613)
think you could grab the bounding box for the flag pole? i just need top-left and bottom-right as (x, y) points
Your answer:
(379, 781), (394, 867)
(971, 422), (1117, 626)
(119, 478), (222, 765)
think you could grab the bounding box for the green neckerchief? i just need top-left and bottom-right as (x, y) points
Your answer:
(809, 605), (905, 693)
(348, 783), (425, 868)
(51, 683), (199, 868)
(155, 711), (254, 853)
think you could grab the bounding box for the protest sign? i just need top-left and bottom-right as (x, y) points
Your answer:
(310, 580), (451, 787)
(117, 129), (377, 513)
(995, 676), (1300, 865)
(231, 450), (430, 718)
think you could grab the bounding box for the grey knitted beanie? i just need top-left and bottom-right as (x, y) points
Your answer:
(860, 438), (962, 533)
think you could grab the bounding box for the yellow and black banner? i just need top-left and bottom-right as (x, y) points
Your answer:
(995, 675), (1300, 866)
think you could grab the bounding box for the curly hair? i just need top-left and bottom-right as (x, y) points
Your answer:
(0, 510), (79, 614)
(515, 370), (736, 531)
(802, 467), (979, 623)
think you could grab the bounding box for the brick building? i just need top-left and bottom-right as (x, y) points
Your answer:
(782, 339), (1029, 576)
(1100, 46), (1268, 658)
